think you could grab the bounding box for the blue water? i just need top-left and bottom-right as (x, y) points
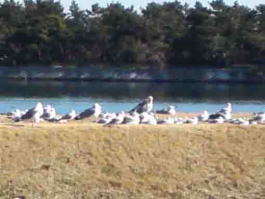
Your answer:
(0, 80), (264, 113)
(0, 97), (264, 113)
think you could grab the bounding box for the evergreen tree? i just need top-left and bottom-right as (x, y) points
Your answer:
(0, 0), (263, 67)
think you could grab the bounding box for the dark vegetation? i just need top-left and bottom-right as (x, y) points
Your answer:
(0, 0), (265, 67)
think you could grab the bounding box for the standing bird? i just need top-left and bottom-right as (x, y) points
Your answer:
(21, 102), (44, 121)
(129, 96), (153, 114)
(220, 102), (232, 113)
(42, 105), (57, 120)
(33, 103), (44, 124)
(22, 102), (44, 126)
(76, 103), (102, 120)
(209, 102), (232, 121)
(167, 105), (176, 115)
(198, 110), (209, 122)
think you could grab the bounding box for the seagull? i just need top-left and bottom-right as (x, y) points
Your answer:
(42, 105), (57, 120)
(209, 102), (233, 121)
(209, 108), (232, 121)
(249, 120), (258, 125)
(250, 112), (265, 124)
(97, 112), (116, 124)
(129, 96), (153, 114)
(76, 103), (102, 120)
(21, 102), (44, 121)
(105, 112), (125, 125)
(221, 109), (232, 120)
(167, 106), (176, 115)
(11, 109), (23, 122)
(185, 117), (199, 125)
(220, 102), (232, 113)
(156, 105), (176, 115)
(208, 116), (224, 124)
(28, 103), (44, 125)
(157, 117), (175, 124)
(97, 117), (113, 124)
(123, 111), (140, 124)
(236, 118), (250, 126)
(174, 117), (184, 124)
(61, 110), (77, 120)
(198, 110), (209, 122)
(140, 112), (157, 125)
(32, 111), (42, 124)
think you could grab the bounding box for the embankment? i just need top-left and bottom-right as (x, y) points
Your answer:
(0, 118), (265, 198)
(0, 66), (265, 83)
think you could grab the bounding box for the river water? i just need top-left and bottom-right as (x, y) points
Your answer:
(0, 80), (264, 113)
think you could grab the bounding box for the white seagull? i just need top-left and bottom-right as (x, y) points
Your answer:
(21, 102), (44, 121)
(76, 103), (102, 120)
(129, 96), (153, 114)
(250, 112), (265, 124)
(123, 111), (140, 124)
(198, 110), (209, 122)
(42, 105), (57, 120)
(61, 110), (77, 120)
(156, 105), (176, 115)
(140, 112), (157, 125)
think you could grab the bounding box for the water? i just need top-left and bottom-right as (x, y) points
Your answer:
(0, 80), (264, 113)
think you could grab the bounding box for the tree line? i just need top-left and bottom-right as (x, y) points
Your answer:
(0, 0), (265, 67)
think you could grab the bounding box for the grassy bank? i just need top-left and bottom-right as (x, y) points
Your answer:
(0, 117), (265, 198)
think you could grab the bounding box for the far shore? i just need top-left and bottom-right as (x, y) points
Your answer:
(1, 65), (265, 83)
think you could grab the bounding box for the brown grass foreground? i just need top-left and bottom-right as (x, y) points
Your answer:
(0, 115), (265, 199)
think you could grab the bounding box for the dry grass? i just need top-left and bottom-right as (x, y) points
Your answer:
(0, 114), (265, 199)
